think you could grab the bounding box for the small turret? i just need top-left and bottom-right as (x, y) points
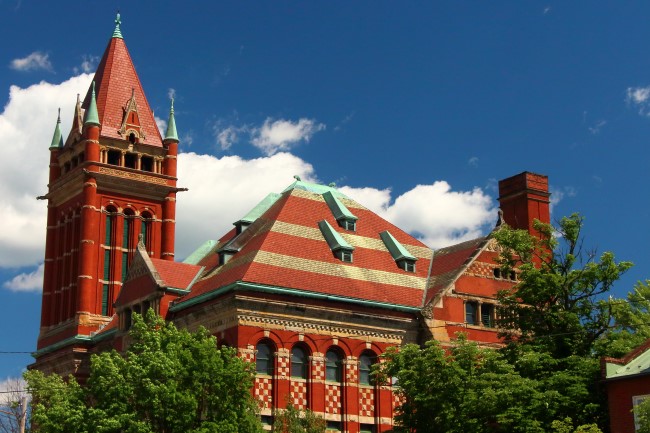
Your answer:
(49, 109), (63, 149)
(164, 98), (178, 142)
(84, 82), (100, 127)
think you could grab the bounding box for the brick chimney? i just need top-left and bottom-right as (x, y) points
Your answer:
(498, 172), (551, 235)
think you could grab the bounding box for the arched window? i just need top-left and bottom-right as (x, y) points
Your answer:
(140, 212), (152, 252)
(103, 206), (117, 316)
(122, 209), (134, 282)
(359, 352), (376, 385)
(291, 346), (308, 379)
(326, 349), (343, 382)
(256, 342), (274, 376)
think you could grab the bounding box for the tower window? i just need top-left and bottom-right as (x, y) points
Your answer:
(141, 156), (153, 172)
(129, 132), (137, 144)
(124, 153), (136, 169)
(107, 150), (121, 166)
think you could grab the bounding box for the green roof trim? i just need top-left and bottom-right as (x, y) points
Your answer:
(606, 348), (650, 380)
(49, 108), (63, 149)
(283, 179), (350, 199)
(183, 240), (217, 265)
(84, 82), (100, 126)
(380, 230), (417, 261)
(237, 192), (281, 225)
(33, 334), (94, 358)
(318, 220), (354, 251)
(323, 191), (357, 222)
(169, 281), (420, 313)
(112, 13), (123, 39)
(164, 98), (179, 141)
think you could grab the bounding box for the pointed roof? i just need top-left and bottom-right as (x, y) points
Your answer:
(49, 109), (63, 149)
(81, 15), (163, 146)
(173, 182), (433, 311)
(84, 82), (100, 126)
(164, 98), (178, 142)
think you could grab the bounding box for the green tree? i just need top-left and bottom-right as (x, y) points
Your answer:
(493, 214), (633, 358)
(378, 336), (550, 433)
(272, 402), (325, 433)
(596, 280), (650, 357)
(26, 311), (262, 433)
(634, 398), (650, 433)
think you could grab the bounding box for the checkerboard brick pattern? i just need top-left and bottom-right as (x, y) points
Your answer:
(277, 352), (290, 379)
(290, 380), (308, 409)
(325, 384), (341, 415)
(312, 355), (325, 380)
(345, 359), (358, 383)
(255, 377), (273, 408)
(393, 392), (403, 410)
(359, 387), (375, 417)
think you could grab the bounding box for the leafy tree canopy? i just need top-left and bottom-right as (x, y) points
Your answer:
(272, 402), (325, 433)
(493, 213), (633, 358)
(26, 311), (262, 433)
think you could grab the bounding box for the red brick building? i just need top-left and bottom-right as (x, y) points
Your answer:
(33, 15), (551, 433)
(603, 340), (650, 433)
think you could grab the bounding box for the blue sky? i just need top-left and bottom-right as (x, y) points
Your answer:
(0, 1), (649, 381)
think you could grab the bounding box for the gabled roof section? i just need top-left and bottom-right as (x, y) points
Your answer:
(380, 230), (416, 261)
(605, 339), (650, 380)
(81, 17), (163, 146)
(149, 258), (203, 291)
(183, 240), (217, 265)
(423, 236), (489, 305)
(323, 191), (357, 221)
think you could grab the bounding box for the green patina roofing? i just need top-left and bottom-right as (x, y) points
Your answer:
(112, 13), (123, 39)
(164, 98), (179, 141)
(380, 230), (417, 261)
(183, 240), (217, 265)
(283, 178), (350, 199)
(49, 109), (63, 149)
(323, 191), (357, 221)
(84, 82), (100, 126)
(606, 348), (650, 380)
(318, 220), (354, 251)
(237, 192), (281, 225)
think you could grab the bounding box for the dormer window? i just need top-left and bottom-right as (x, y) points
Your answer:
(318, 220), (354, 263)
(323, 191), (358, 232)
(380, 230), (417, 273)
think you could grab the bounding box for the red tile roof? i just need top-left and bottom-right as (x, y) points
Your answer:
(178, 187), (433, 309)
(149, 259), (203, 290)
(82, 36), (162, 146)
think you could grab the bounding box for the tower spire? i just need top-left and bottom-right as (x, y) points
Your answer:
(49, 108), (63, 149)
(84, 82), (100, 126)
(112, 12), (123, 39)
(164, 98), (179, 142)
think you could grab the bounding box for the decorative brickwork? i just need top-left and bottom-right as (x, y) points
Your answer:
(325, 384), (341, 415)
(277, 349), (290, 380)
(359, 387), (375, 418)
(290, 380), (308, 409)
(312, 355), (325, 381)
(255, 376), (273, 409)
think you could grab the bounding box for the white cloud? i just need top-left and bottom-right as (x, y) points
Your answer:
(216, 125), (242, 150)
(468, 156), (479, 167)
(626, 86), (650, 116)
(588, 119), (607, 134)
(549, 185), (577, 213)
(175, 152), (316, 258)
(251, 118), (325, 155)
(73, 55), (99, 75)
(0, 73), (92, 269)
(168, 88), (176, 100)
(10, 51), (52, 72)
(3, 263), (43, 292)
(340, 181), (496, 248)
(155, 116), (167, 137)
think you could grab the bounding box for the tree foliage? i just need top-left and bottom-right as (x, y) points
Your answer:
(272, 402), (325, 433)
(493, 214), (633, 358)
(26, 311), (262, 433)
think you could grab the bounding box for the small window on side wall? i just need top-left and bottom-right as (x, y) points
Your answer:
(359, 352), (376, 385)
(325, 349), (343, 382)
(291, 346), (308, 379)
(465, 301), (478, 325)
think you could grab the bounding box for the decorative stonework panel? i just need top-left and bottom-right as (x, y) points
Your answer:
(325, 384), (341, 415)
(291, 380), (308, 409)
(277, 350), (290, 380)
(359, 387), (375, 417)
(255, 377), (273, 409)
(312, 355), (325, 381)
(345, 358), (358, 383)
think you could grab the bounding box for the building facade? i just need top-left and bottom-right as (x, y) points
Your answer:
(33, 16), (551, 433)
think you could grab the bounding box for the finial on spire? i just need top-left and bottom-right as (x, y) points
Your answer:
(84, 81), (100, 126)
(50, 108), (63, 149)
(164, 97), (178, 142)
(293, 175), (302, 182)
(112, 12), (123, 39)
